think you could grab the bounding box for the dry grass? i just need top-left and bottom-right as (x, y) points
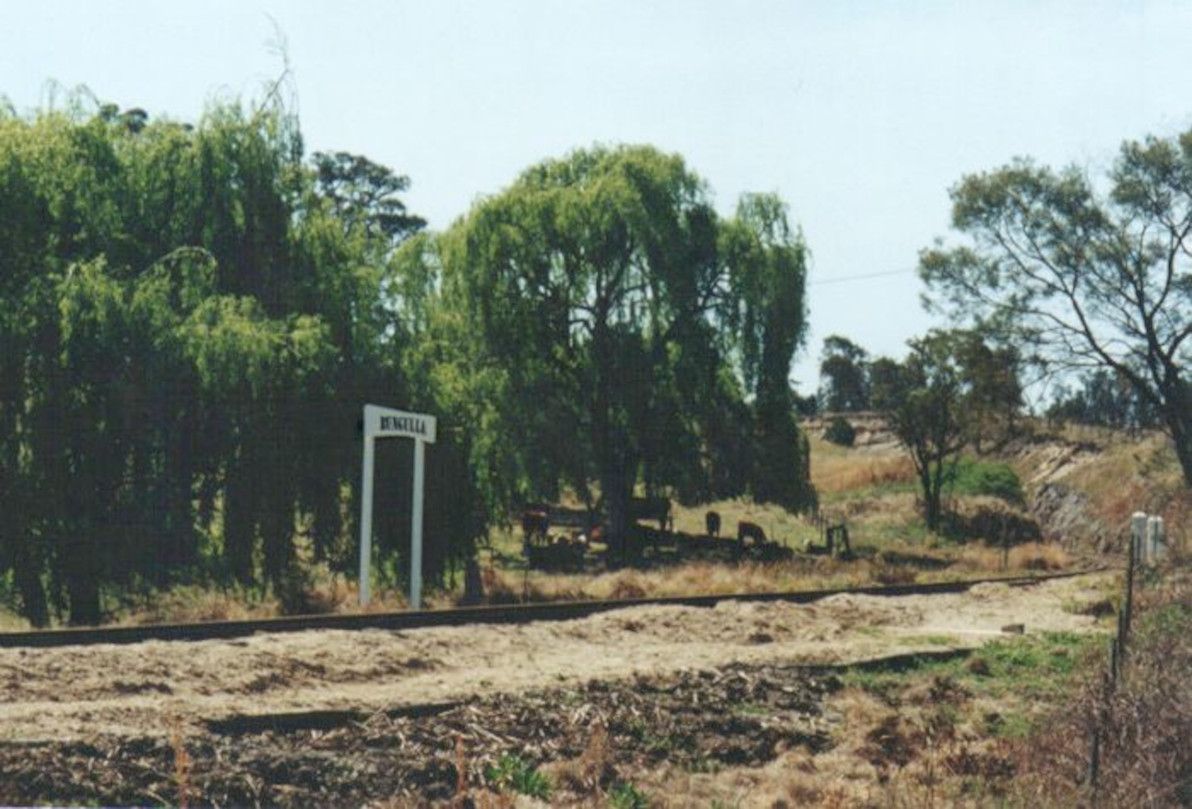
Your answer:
(1033, 425), (1185, 527)
(951, 542), (1072, 574)
(815, 453), (917, 495)
(1010, 566), (1192, 808)
(806, 432), (917, 493)
(114, 585), (279, 626)
(108, 572), (417, 627)
(473, 542), (1073, 607)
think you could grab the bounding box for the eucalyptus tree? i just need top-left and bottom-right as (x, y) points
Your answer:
(819, 335), (870, 413)
(920, 128), (1192, 486)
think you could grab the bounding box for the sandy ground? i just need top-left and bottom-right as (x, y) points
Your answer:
(0, 573), (1111, 743)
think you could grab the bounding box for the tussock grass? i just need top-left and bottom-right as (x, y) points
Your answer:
(811, 445), (917, 495)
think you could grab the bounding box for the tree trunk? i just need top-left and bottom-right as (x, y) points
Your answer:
(63, 534), (101, 626)
(1161, 385), (1192, 488)
(591, 315), (636, 560)
(920, 460), (943, 532)
(224, 452), (257, 585)
(13, 544), (49, 628)
(1168, 414), (1192, 489)
(603, 466), (631, 561)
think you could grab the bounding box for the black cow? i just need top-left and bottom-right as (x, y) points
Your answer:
(705, 510), (722, 538)
(521, 507), (550, 548)
(737, 520), (767, 547)
(630, 496), (673, 532)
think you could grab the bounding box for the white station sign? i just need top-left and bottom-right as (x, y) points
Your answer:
(364, 406), (437, 443)
(359, 404), (437, 610)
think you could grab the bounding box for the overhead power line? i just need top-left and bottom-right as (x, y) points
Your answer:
(809, 267), (918, 287)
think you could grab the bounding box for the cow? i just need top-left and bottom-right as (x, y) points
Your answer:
(630, 496), (673, 532)
(705, 510), (722, 538)
(737, 520), (767, 548)
(521, 507), (550, 550)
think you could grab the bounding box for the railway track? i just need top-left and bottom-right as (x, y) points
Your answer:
(0, 569), (1103, 649)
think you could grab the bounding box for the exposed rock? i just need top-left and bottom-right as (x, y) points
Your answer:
(1029, 483), (1114, 553)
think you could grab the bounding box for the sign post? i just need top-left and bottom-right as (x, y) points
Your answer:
(359, 404), (437, 609)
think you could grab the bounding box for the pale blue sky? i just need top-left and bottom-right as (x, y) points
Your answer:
(4, 1), (1191, 393)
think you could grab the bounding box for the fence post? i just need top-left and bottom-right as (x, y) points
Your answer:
(1109, 636), (1115, 684)
(1147, 515), (1166, 564)
(1132, 511), (1148, 566)
(1123, 532), (1136, 654)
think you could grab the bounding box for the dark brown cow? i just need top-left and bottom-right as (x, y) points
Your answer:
(521, 508), (550, 546)
(705, 510), (721, 538)
(737, 520), (766, 547)
(630, 496), (673, 532)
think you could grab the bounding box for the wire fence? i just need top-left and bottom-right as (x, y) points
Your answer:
(1087, 511), (1168, 805)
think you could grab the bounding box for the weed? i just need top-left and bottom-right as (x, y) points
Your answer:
(484, 753), (551, 800)
(608, 780), (650, 809)
(167, 717), (191, 809)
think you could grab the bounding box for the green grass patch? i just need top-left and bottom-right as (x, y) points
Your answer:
(843, 632), (1098, 702)
(819, 480), (918, 504)
(905, 634), (957, 646)
(732, 702), (771, 717)
(608, 781), (651, 809)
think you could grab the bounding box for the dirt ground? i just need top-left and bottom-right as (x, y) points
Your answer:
(0, 573), (1109, 747)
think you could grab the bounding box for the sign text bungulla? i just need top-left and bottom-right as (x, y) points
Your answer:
(380, 415), (428, 436)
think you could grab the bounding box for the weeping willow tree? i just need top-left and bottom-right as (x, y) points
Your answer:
(396, 147), (816, 555)
(0, 94), (480, 625)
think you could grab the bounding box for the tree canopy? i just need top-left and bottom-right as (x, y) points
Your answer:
(920, 128), (1192, 486)
(870, 332), (969, 532)
(0, 98), (819, 624)
(399, 146), (816, 554)
(818, 335), (870, 413)
(0, 95), (481, 625)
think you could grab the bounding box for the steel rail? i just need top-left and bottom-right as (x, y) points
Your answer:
(0, 569), (1104, 649)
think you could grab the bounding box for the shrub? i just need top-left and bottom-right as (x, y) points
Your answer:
(946, 458), (1024, 504)
(824, 416), (857, 447)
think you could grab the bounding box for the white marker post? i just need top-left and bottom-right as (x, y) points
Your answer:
(359, 404), (437, 609)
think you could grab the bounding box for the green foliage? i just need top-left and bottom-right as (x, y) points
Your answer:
(823, 416), (857, 447)
(920, 128), (1192, 486)
(608, 780), (650, 809)
(409, 146), (815, 554)
(484, 753), (551, 799)
(870, 329), (1024, 530)
(870, 332), (969, 531)
(946, 458), (1024, 504)
(0, 93), (491, 626)
(819, 334), (869, 412)
(0, 97), (818, 622)
(1047, 369), (1159, 430)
